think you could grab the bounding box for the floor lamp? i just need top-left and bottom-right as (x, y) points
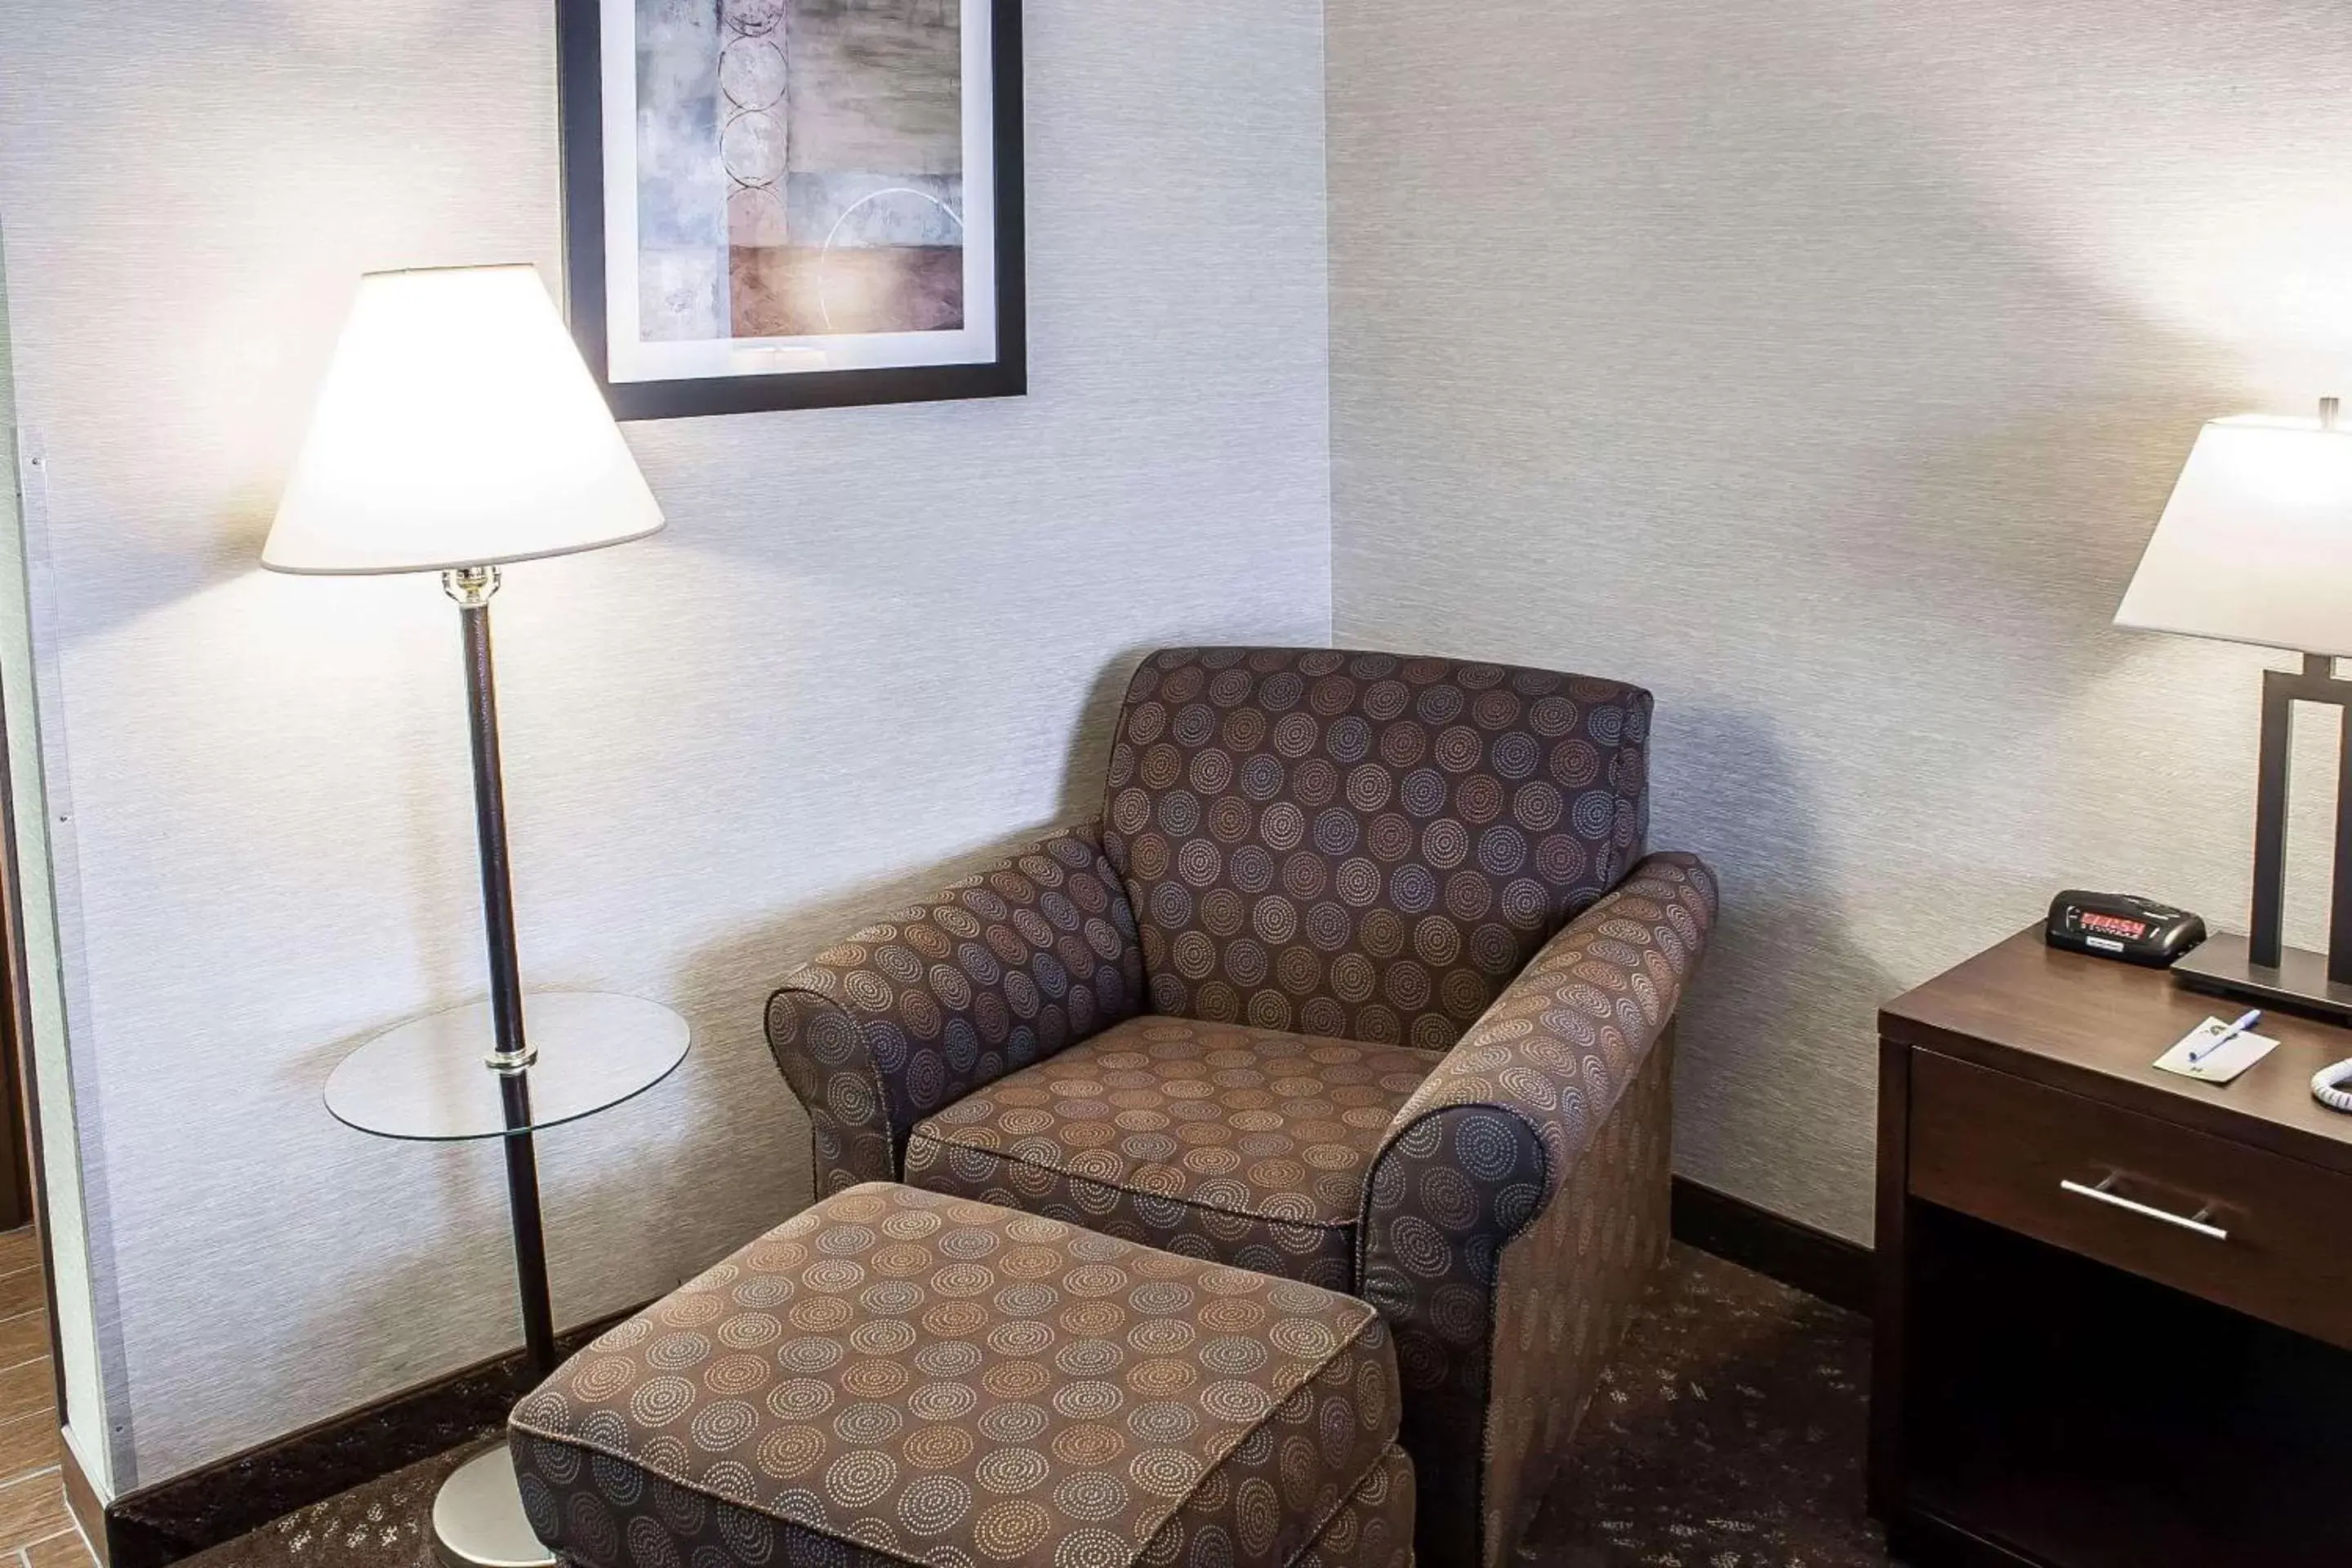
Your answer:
(263, 265), (675, 1566)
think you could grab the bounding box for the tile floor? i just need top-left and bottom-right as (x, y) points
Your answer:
(0, 1228), (91, 1568)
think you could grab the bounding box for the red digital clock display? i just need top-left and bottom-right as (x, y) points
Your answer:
(2081, 911), (2149, 941)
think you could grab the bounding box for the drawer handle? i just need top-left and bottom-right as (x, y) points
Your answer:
(2058, 1175), (2229, 1241)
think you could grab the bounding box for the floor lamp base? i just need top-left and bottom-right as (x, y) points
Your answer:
(431, 1444), (555, 1568)
(2172, 933), (2352, 1027)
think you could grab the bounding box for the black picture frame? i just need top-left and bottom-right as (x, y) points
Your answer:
(555, 0), (1027, 421)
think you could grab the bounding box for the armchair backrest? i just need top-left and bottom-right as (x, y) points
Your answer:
(1102, 647), (1650, 1051)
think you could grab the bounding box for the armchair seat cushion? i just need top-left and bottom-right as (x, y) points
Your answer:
(906, 1017), (1443, 1289)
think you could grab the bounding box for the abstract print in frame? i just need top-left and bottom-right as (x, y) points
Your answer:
(558, 0), (1025, 420)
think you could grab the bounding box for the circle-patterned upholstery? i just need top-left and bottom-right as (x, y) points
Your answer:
(906, 1017), (1444, 1289)
(754, 648), (1714, 1568)
(1103, 648), (1650, 1053)
(767, 823), (1147, 1196)
(510, 1183), (1414, 1568)
(1356, 852), (1717, 1568)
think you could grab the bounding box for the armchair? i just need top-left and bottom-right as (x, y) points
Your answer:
(765, 648), (1717, 1568)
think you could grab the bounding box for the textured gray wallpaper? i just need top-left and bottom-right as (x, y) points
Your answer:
(1327, 0), (2352, 1241)
(0, 0), (1330, 1485)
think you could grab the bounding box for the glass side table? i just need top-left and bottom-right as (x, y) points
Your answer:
(325, 990), (690, 1568)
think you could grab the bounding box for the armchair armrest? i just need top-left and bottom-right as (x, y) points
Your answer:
(1357, 851), (1717, 1568)
(765, 821), (1146, 1196)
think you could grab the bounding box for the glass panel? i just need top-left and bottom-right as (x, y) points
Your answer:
(324, 991), (689, 1142)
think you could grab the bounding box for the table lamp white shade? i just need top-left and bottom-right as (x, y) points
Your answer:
(2114, 412), (2352, 660)
(262, 265), (663, 576)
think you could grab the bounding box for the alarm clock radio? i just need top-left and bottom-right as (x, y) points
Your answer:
(2044, 890), (2207, 968)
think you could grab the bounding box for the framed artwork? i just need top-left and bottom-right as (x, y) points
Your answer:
(557, 0), (1025, 421)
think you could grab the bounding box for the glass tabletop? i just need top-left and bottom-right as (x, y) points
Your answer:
(325, 991), (689, 1142)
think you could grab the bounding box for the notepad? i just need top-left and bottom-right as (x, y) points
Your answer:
(2154, 1016), (2279, 1085)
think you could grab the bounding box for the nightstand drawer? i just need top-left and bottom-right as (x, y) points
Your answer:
(1909, 1049), (2352, 1352)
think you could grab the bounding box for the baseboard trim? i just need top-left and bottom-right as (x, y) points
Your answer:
(59, 1427), (107, 1567)
(100, 1303), (648, 1568)
(1671, 1175), (1873, 1316)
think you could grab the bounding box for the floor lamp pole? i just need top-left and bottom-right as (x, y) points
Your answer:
(447, 564), (558, 1379)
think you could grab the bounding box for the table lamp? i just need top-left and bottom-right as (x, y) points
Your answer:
(266, 265), (686, 1568)
(2115, 399), (2352, 1022)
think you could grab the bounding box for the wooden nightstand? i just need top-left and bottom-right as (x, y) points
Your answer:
(1874, 929), (2352, 1568)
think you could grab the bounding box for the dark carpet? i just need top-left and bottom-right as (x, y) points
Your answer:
(184, 1245), (1888, 1567)
(1519, 1246), (1887, 1566)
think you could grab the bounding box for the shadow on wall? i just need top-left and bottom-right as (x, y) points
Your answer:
(245, 635), (1160, 1436)
(672, 640), (1156, 1212)
(199, 644), (1159, 1486)
(1055, 646), (1151, 822)
(1659, 710), (1899, 1241)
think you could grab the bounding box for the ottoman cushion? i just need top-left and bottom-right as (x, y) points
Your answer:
(510, 1182), (1410, 1568)
(1294, 1442), (1413, 1568)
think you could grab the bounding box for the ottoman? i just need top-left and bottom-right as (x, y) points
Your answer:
(510, 1183), (1414, 1568)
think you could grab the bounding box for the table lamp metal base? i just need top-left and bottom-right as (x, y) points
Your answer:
(2180, 649), (2352, 1024)
(2174, 933), (2352, 1027)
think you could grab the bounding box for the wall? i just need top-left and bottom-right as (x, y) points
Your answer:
(1326, 0), (2352, 1239)
(0, 0), (1331, 1486)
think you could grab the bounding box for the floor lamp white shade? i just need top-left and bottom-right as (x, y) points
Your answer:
(262, 264), (664, 577)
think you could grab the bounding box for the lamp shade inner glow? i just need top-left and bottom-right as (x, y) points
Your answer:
(263, 265), (664, 576)
(2115, 414), (2352, 659)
